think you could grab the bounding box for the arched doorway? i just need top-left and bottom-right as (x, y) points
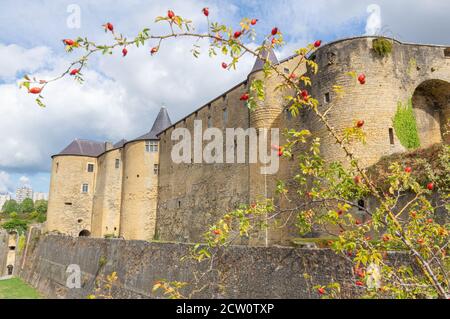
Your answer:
(78, 229), (91, 237)
(7, 265), (13, 275)
(412, 80), (450, 148)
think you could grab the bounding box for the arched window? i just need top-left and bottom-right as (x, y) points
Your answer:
(7, 265), (13, 275)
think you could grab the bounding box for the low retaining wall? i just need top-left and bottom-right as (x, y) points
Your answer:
(14, 230), (408, 299)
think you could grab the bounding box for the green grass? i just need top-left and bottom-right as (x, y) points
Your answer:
(0, 277), (41, 299)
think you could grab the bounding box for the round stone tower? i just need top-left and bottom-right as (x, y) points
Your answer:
(119, 107), (172, 240)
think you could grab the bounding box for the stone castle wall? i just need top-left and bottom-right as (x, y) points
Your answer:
(46, 36), (450, 245)
(91, 148), (123, 238)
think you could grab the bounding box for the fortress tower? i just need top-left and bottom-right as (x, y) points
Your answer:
(120, 107), (171, 240)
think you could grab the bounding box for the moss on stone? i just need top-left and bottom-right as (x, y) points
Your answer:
(372, 38), (393, 57)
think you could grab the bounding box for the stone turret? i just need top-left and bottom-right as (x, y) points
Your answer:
(119, 106), (172, 240)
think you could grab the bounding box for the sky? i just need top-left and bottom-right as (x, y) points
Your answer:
(0, 0), (450, 195)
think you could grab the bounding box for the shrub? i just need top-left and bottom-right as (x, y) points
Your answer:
(2, 219), (28, 234)
(373, 38), (393, 57)
(392, 99), (421, 150)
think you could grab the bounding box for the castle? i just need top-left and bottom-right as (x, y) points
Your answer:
(46, 36), (450, 245)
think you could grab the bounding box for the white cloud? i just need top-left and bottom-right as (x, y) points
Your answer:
(0, 44), (51, 81)
(365, 4), (382, 36)
(0, 171), (13, 193)
(19, 176), (30, 186)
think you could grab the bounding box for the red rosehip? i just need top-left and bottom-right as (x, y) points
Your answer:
(70, 69), (79, 76)
(358, 74), (366, 84)
(427, 218), (433, 224)
(251, 19), (258, 25)
(427, 182), (434, 191)
(271, 27), (279, 36)
(278, 150), (283, 157)
(271, 38), (277, 45)
(289, 73), (297, 80)
(417, 238), (424, 245)
(105, 22), (114, 32)
(251, 203), (257, 209)
(234, 31), (242, 38)
(356, 120), (365, 128)
(355, 281), (364, 287)
(354, 175), (362, 184)
(168, 10), (175, 19)
(405, 167), (412, 173)
(212, 229), (221, 235)
(314, 40), (322, 48)
(382, 234), (390, 242)
(221, 62), (228, 69)
(337, 210), (343, 216)
(122, 47), (128, 57)
(29, 87), (42, 94)
(355, 220), (361, 225)
(202, 8), (209, 17)
(301, 89), (309, 100)
(63, 39), (75, 46)
(240, 93), (249, 101)
(150, 47), (158, 55)
(317, 287), (325, 295)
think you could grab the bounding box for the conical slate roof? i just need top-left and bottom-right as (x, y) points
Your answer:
(134, 106), (172, 141)
(251, 42), (279, 73)
(56, 139), (106, 157)
(113, 139), (127, 149)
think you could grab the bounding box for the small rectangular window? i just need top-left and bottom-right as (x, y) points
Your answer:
(389, 128), (395, 145)
(283, 67), (290, 74)
(87, 163), (94, 172)
(82, 184), (89, 193)
(146, 141), (159, 152)
(115, 159), (120, 169)
(154, 164), (159, 175)
(64, 202), (72, 206)
(324, 92), (331, 103)
(445, 48), (450, 57)
(207, 116), (212, 128)
(223, 108), (228, 126)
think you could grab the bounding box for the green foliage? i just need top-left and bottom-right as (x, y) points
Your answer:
(2, 200), (18, 214)
(35, 200), (48, 215)
(1, 219), (28, 234)
(17, 235), (26, 253)
(372, 38), (393, 57)
(19, 198), (34, 214)
(392, 99), (420, 150)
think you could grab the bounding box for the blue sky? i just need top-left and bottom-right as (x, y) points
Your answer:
(1, 0), (450, 195)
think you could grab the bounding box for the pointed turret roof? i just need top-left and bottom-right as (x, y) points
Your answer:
(251, 42), (279, 73)
(56, 139), (106, 157)
(133, 106), (172, 141)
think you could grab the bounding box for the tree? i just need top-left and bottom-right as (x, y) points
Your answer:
(2, 200), (18, 215)
(19, 198), (34, 214)
(1, 219), (28, 234)
(35, 200), (48, 215)
(20, 8), (449, 299)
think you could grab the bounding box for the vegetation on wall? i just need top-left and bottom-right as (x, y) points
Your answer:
(392, 99), (421, 150)
(372, 38), (393, 57)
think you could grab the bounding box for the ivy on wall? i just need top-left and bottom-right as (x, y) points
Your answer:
(392, 99), (421, 150)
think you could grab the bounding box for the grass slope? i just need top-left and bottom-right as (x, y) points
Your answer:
(0, 277), (41, 299)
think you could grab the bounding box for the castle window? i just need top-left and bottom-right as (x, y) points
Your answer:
(115, 159), (120, 169)
(223, 108), (228, 126)
(82, 184), (89, 193)
(7, 265), (13, 275)
(207, 116), (212, 128)
(445, 48), (450, 57)
(283, 67), (290, 74)
(178, 200), (181, 208)
(56, 162), (59, 173)
(324, 92), (331, 103)
(222, 94), (227, 101)
(154, 164), (159, 175)
(389, 128), (395, 145)
(87, 163), (94, 172)
(65, 202), (72, 206)
(146, 141), (158, 152)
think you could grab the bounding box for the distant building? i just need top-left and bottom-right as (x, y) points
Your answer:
(16, 187), (33, 204)
(0, 193), (11, 211)
(32, 192), (48, 202)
